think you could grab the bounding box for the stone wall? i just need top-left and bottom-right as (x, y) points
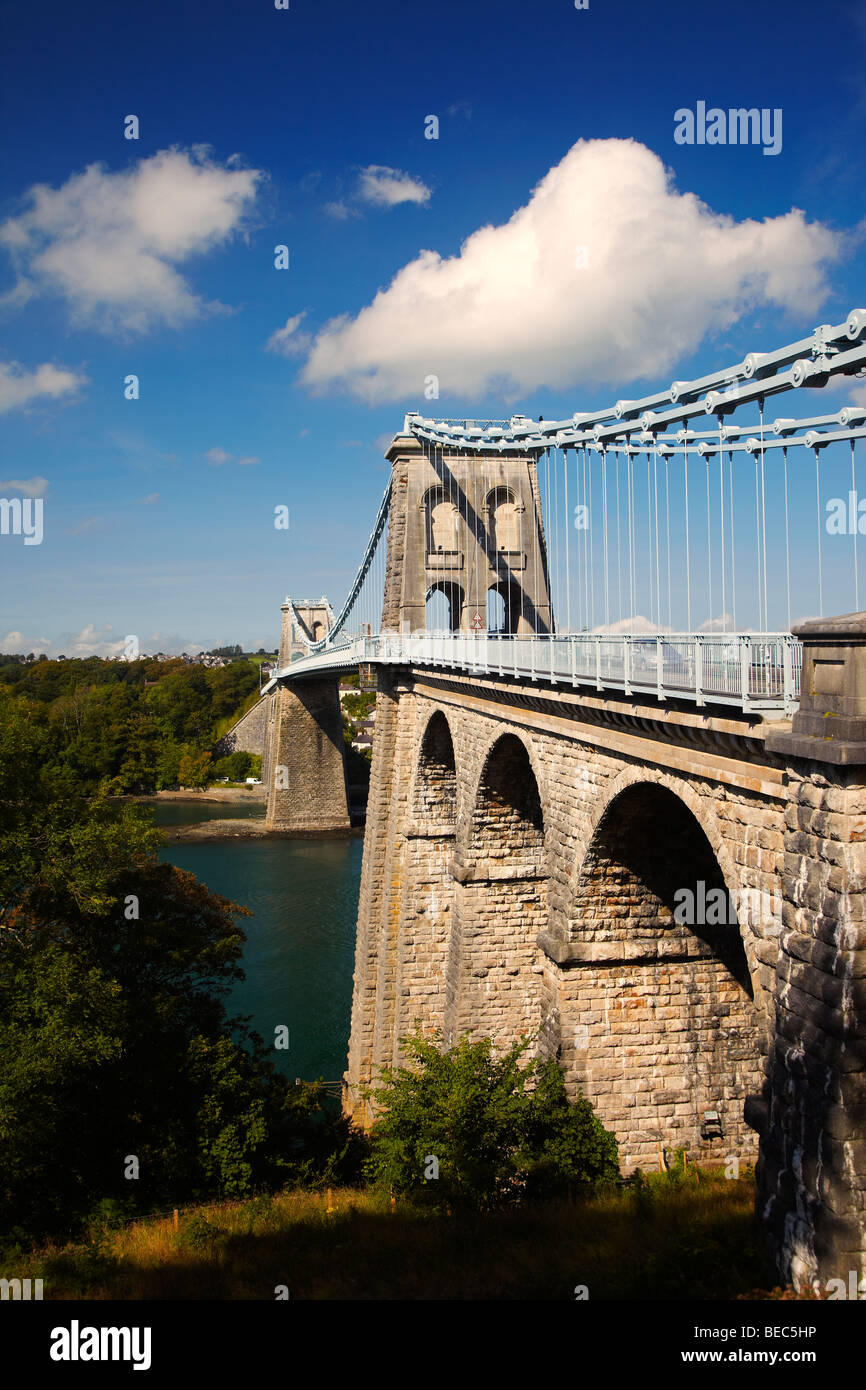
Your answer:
(756, 614), (866, 1288)
(264, 677), (350, 833)
(345, 669), (784, 1172)
(214, 695), (268, 760)
(751, 762), (866, 1287)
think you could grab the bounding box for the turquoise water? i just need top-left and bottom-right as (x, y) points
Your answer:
(147, 800), (266, 827)
(157, 830), (363, 1085)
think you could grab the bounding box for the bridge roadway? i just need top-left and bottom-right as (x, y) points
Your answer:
(268, 629), (802, 715)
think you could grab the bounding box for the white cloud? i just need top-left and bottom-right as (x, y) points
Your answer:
(0, 625), (207, 659)
(205, 447), (233, 467)
(356, 165), (431, 208)
(0, 624), (124, 659)
(205, 446), (261, 466)
(65, 516), (102, 535)
(0, 361), (86, 414)
(699, 613), (737, 633)
(266, 311), (311, 356)
(592, 612), (748, 635)
(0, 475), (49, 496)
(299, 138), (840, 403)
(0, 630), (51, 655)
(139, 493), (160, 504)
(324, 200), (353, 220)
(592, 615), (663, 635)
(0, 147), (263, 334)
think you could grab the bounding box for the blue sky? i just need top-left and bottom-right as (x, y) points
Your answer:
(1, 0), (865, 654)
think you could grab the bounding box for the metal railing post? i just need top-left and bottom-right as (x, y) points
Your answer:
(740, 635), (750, 708)
(623, 636), (631, 697)
(656, 635), (664, 701)
(782, 637), (794, 713)
(694, 635), (704, 707)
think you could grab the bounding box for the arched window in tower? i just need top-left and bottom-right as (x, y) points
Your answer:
(489, 487), (520, 553)
(425, 488), (459, 555)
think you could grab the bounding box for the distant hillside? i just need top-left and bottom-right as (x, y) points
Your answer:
(0, 653), (267, 793)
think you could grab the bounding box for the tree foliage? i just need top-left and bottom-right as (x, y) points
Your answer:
(365, 1031), (619, 1213)
(0, 698), (356, 1247)
(212, 750), (258, 782)
(0, 655), (260, 793)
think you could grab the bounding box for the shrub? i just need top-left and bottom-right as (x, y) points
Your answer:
(364, 1031), (618, 1213)
(212, 750), (255, 782)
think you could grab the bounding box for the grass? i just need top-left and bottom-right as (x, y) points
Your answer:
(8, 1164), (815, 1301)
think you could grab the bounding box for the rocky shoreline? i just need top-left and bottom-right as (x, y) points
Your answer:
(164, 817), (364, 843)
(133, 786), (267, 805)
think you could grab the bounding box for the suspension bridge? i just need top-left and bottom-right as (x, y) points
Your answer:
(271, 305), (866, 714)
(261, 308), (866, 1293)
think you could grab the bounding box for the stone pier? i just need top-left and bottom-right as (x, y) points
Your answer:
(759, 613), (866, 1288)
(264, 597), (350, 834)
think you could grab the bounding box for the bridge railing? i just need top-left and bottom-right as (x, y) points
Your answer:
(280, 630), (802, 714)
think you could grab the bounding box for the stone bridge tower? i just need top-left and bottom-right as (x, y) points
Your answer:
(383, 429), (553, 635)
(264, 596), (350, 834)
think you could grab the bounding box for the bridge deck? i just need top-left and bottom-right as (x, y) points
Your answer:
(271, 631), (801, 715)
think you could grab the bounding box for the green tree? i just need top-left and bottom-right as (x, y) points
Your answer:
(213, 750), (254, 781)
(0, 945), (125, 1242)
(0, 695), (350, 1244)
(365, 1031), (619, 1213)
(155, 739), (182, 789)
(178, 749), (212, 788)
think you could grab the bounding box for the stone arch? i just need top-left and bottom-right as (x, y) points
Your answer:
(583, 766), (742, 915)
(392, 709), (458, 1053)
(561, 771), (766, 1166)
(486, 585), (505, 632)
(311, 620), (326, 643)
(577, 765), (775, 996)
(411, 709), (457, 829)
(447, 731), (550, 1049)
(462, 726), (549, 852)
(469, 732), (546, 869)
(425, 580), (463, 632)
(486, 578), (522, 634)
